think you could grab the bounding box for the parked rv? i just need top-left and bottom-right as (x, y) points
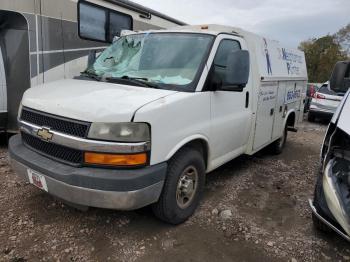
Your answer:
(0, 0), (184, 132)
(310, 60), (350, 241)
(9, 24), (307, 224)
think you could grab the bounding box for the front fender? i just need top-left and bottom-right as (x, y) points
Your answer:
(165, 134), (210, 162)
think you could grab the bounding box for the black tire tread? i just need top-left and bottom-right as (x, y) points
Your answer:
(152, 147), (205, 224)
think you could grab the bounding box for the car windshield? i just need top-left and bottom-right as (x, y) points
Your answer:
(85, 33), (214, 91)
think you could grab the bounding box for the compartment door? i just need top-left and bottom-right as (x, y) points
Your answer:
(253, 82), (278, 150)
(272, 82), (286, 140)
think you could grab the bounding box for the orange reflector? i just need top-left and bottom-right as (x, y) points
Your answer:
(84, 152), (147, 166)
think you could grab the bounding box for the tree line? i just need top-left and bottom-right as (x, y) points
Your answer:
(298, 23), (350, 83)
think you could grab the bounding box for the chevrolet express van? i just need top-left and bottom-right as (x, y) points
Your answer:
(9, 25), (307, 224)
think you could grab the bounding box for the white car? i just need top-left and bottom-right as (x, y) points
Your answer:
(8, 25), (307, 224)
(308, 81), (344, 121)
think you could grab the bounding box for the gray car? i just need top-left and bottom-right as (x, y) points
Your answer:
(308, 82), (344, 121)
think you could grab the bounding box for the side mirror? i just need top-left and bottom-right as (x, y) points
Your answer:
(329, 61), (350, 93)
(87, 50), (96, 68)
(221, 50), (250, 91)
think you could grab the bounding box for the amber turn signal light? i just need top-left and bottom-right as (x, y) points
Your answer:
(84, 152), (147, 166)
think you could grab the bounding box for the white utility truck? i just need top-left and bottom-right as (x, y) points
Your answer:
(9, 25), (307, 224)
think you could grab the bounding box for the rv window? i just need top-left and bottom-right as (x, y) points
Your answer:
(78, 1), (133, 43)
(108, 13), (132, 42)
(79, 3), (107, 42)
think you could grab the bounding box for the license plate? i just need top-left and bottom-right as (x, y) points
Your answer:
(27, 169), (48, 192)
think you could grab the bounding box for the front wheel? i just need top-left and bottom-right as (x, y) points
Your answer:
(152, 147), (206, 224)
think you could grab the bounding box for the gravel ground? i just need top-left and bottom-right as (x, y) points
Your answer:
(1, 120), (350, 262)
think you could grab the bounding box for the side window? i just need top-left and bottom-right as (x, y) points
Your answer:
(214, 40), (241, 68)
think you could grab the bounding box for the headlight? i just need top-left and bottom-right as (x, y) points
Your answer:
(88, 122), (150, 142)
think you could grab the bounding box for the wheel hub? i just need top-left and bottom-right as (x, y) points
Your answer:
(176, 166), (198, 209)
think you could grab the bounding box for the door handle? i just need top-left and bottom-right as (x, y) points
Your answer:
(270, 108), (274, 116)
(245, 92), (249, 108)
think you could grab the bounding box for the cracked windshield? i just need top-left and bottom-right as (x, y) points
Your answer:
(87, 33), (214, 90)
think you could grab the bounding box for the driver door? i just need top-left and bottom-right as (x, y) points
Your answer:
(208, 35), (252, 168)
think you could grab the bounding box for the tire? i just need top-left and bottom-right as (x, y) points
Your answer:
(270, 125), (287, 155)
(152, 147), (206, 224)
(308, 112), (316, 122)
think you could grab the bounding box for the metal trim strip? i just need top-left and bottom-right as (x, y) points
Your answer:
(19, 120), (151, 154)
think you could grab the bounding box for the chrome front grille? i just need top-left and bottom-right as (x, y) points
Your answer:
(21, 132), (83, 165)
(20, 107), (90, 138)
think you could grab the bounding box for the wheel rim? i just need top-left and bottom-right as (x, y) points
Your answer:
(176, 165), (199, 209)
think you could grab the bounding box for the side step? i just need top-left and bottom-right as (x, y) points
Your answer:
(308, 199), (350, 242)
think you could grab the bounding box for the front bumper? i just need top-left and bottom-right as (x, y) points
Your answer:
(309, 109), (334, 119)
(309, 103), (336, 117)
(8, 135), (167, 210)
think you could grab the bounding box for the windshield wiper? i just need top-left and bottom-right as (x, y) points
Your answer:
(80, 71), (101, 81)
(105, 76), (161, 89)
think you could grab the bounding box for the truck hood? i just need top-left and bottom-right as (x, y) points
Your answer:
(22, 79), (178, 122)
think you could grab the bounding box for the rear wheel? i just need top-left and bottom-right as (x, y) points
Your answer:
(152, 147), (206, 224)
(270, 125), (287, 155)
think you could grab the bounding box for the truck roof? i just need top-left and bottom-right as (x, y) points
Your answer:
(169, 24), (247, 36)
(139, 24), (246, 37)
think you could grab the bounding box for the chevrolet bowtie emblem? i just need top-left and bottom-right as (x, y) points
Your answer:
(37, 127), (54, 142)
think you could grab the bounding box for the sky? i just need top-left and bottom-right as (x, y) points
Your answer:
(132, 0), (350, 49)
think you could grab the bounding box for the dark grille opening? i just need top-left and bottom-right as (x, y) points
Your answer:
(21, 108), (90, 138)
(22, 132), (83, 165)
